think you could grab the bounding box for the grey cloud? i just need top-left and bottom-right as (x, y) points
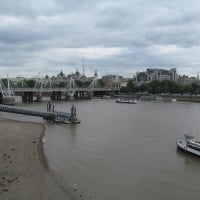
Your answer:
(0, 0), (200, 77)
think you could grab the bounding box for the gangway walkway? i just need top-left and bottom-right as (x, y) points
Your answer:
(0, 103), (79, 123)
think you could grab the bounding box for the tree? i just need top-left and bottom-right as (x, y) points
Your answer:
(97, 79), (105, 87)
(120, 86), (128, 93)
(140, 83), (148, 92)
(126, 80), (135, 93)
(183, 84), (193, 94)
(118, 79), (200, 95)
(24, 79), (36, 88)
(75, 80), (82, 87)
(148, 80), (160, 94)
(191, 83), (199, 95)
(1, 79), (8, 87)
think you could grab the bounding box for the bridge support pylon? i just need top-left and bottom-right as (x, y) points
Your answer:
(0, 92), (3, 104)
(74, 91), (89, 99)
(51, 91), (62, 101)
(36, 93), (42, 102)
(22, 92), (34, 102)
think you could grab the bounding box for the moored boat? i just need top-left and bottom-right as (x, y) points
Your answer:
(64, 119), (81, 124)
(116, 97), (137, 104)
(176, 135), (200, 157)
(54, 116), (65, 123)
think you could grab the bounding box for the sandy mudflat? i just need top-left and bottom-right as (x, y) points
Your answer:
(0, 119), (74, 200)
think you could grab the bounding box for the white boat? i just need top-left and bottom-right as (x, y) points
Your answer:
(116, 98), (137, 104)
(163, 98), (177, 102)
(176, 135), (200, 157)
(54, 116), (64, 123)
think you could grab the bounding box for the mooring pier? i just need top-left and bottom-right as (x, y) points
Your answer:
(0, 103), (80, 124)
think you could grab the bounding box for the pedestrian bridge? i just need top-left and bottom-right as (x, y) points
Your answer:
(11, 87), (118, 92)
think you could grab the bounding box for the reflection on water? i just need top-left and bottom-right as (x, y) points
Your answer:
(2, 99), (200, 199)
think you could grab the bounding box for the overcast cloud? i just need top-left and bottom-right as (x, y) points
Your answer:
(0, 0), (200, 78)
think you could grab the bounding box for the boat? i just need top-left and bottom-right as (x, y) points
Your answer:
(163, 98), (177, 102)
(116, 97), (137, 104)
(64, 119), (81, 124)
(176, 134), (200, 157)
(140, 95), (176, 102)
(54, 116), (65, 123)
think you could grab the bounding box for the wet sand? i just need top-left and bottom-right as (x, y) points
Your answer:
(0, 119), (74, 200)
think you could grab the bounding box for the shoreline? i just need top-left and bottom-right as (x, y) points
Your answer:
(0, 118), (74, 200)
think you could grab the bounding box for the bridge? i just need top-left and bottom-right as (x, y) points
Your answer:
(11, 87), (118, 92)
(12, 87), (118, 102)
(0, 76), (120, 103)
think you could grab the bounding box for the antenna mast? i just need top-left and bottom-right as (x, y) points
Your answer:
(82, 57), (85, 77)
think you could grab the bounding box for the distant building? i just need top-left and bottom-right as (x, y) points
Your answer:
(51, 70), (67, 84)
(135, 68), (177, 83)
(102, 75), (123, 88)
(86, 70), (98, 82)
(119, 78), (132, 88)
(57, 70), (66, 79)
(136, 72), (149, 83)
(67, 69), (81, 80)
(120, 81), (128, 88)
(178, 75), (200, 85)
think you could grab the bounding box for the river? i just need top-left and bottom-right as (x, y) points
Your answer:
(2, 99), (200, 199)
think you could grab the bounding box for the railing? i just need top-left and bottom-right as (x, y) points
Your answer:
(0, 104), (54, 118)
(8, 87), (119, 93)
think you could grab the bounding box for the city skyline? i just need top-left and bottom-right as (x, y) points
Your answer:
(0, 0), (200, 78)
(1, 67), (199, 81)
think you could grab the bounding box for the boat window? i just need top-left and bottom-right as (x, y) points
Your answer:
(188, 144), (200, 151)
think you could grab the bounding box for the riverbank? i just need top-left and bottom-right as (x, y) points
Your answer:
(159, 94), (200, 102)
(0, 119), (74, 200)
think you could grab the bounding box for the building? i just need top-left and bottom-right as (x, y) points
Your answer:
(178, 75), (200, 85)
(135, 68), (177, 84)
(102, 75), (123, 88)
(67, 69), (81, 80)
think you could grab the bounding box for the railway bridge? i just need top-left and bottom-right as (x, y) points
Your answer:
(0, 76), (120, 103)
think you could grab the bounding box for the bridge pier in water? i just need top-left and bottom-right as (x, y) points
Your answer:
(74, 91), (91, 99)
(22, 92), (34, 102)
(51, 91), (62, 101)
(0, 92), (3, 104)
(36, 93), (42, 102)
(12, 87), (118, 102)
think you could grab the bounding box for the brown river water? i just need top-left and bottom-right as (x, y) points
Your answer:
(2, 99), (200, 199)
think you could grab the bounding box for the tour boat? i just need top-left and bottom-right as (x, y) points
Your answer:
(176, 135), (200, 157)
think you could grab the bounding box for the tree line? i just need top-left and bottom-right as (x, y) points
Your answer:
(120, 80), (200, 95)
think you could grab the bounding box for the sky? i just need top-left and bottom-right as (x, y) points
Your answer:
(0, 0), (200, 78)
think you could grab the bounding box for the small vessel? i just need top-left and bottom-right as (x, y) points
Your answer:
(176, 135), (200, 157)
(162, 98), (177, 102)
(64, 119), (81, 124)
(116, 97), (137, 104)
(140, 95), (176, 102)
(54, 116), (65, 123)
